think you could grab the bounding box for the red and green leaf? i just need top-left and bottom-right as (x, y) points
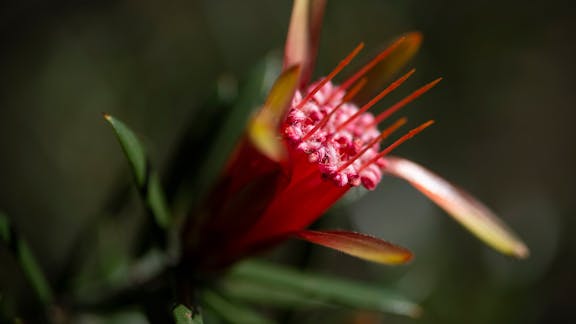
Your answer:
(383, 156), (529, 258)
(295, 230), (412, 265)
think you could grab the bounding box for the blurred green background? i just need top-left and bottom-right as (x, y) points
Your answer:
(0, 0), (574, 323)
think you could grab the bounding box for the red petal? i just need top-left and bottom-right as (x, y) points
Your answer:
(235, 160), (348, 249)
(384, 156), (529, 258)
(295, 230), (413, 265)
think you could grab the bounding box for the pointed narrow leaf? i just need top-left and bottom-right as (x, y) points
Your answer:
(0, 212), (53, 304)
(248, 65), (301, 161)
(221, 279), (330, 309)
(104, 114), (171, 229)
(148, 173), (171, 228)
(203, 290), (273, 324)
(294, 230), (412, 265)
(356, 32), (422, 104)
(383, 156), (529, 258)
(173, 304), (204, 324)
(227, 260), (421, 318)
(104, 114), (146, 185)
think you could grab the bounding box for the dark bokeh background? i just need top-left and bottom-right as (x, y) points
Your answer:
(1, 0), (575, 323)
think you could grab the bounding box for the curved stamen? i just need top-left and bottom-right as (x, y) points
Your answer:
(336, 69), (416, 132)
(296, 43), (364, 110)
(370, 78), (442, 127)
(360, 120), (435, 171)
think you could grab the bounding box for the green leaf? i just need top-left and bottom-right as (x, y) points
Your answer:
(103, 114), (146, 185)
(147, 173), (171, 229)
(161, 76), (239, 215)
(203, 290), (274, 324)
(104, 114), (171, 229)
(0, 212), (54, 305)
(188, 55), (282, 209)
(162, 56), (282, 220)
(173, 304), (204, 324)
(221, 279), (329, 309)
(226, 260), (421, 318)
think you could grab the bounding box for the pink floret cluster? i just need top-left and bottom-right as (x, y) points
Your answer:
(282, 81), (386, 190)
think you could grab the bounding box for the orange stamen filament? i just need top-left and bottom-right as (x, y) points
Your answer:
(337, 77), (368, 104)
(339, 36), (408, 91)
(301, 78), (368, 142)
(336, 69), (416, 132)
(360, 120), (435, 171)
(370, 78), (442, 127)
(296, 43), (364, 110)
(337, 118), (407, 172)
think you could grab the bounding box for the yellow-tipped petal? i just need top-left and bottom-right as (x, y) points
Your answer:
(384, 156), (529, 259)
(263, 65), (301, 119)
(249, 115), (286, 162)
(356, 32), (423, 103)
(248, 66), (301, 161)
(295, 230), (413, 265)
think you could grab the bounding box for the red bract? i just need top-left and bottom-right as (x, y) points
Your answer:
(183, 0), (528, 270)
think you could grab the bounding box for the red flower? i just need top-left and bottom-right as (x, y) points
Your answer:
(183, 0), (528, 270)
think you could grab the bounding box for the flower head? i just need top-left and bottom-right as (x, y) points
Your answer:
(182, 0), (528, 270)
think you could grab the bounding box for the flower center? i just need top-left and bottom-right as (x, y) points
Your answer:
(280, 43), (440, 190)
(283, 81), (385, 190)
